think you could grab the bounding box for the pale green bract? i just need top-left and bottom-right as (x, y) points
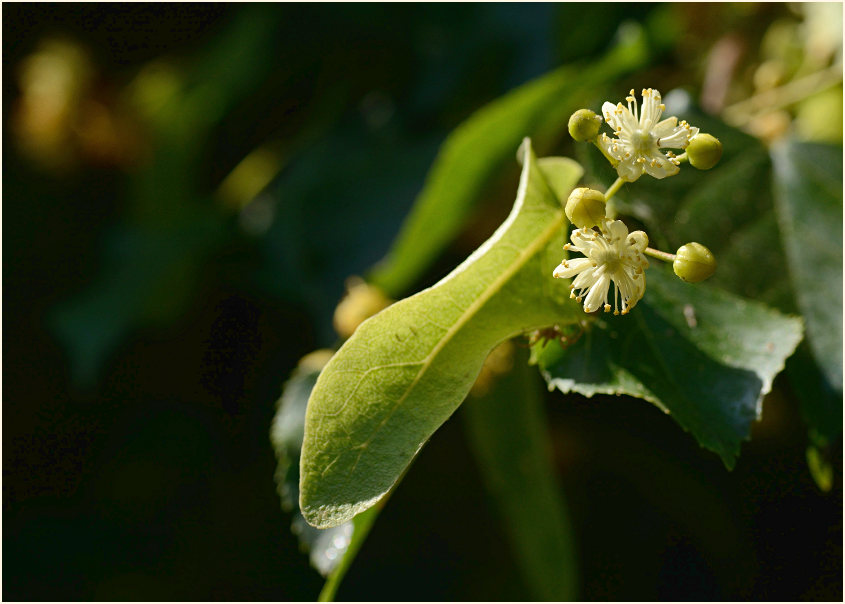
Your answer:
(299, 140), (583, 528)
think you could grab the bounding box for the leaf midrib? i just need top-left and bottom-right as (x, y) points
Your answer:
(341, 186), (566, 484)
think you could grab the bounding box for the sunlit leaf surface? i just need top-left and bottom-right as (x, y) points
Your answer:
(300, 142), (583, 528)
(270, 351), (355, 576)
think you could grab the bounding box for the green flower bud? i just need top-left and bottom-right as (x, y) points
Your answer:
(568, 109), (602, 142)
(686, 133), (722, 170)
(565, 187), (606, 229)
(673, 242), (717, 282)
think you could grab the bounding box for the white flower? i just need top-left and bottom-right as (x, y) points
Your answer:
(597, 88), (699, 182)
(553, 219), (649, 315)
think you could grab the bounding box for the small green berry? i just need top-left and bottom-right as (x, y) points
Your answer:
(673, 242), (716, 282)
(686, 133), (723, 170)
(568, 109), (602, 142)
(565, 187), (606, 229)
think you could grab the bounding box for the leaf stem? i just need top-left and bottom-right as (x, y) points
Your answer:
(318, 504), (383, 602)
(644, 247), (676, 263)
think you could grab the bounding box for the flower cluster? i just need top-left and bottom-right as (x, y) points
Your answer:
(553, 219), (649, 315)
(557, 88), (721, 315)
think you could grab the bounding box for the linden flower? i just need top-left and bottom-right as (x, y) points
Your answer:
(553, 219), (649, 315)
(598, 88), (699, 182)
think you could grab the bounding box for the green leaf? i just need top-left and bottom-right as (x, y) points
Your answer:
(534, 269), (804, 468)
(806, 444), (834, 493)
(771, 141), (843, 392)
(463, 347), (578, 601)
(786, 343), (842, 447)
(369, 24), (650, 296)
(271, 351), (359, 577)
(272, 351), (387, 599)
(300, 141), (583, 528)
(317, 505), (381, 602)
(272, 351), (387, 601)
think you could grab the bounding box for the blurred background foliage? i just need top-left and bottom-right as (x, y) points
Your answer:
(3, 3), (841, 600)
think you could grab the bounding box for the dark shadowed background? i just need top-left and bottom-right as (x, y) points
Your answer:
(3, 3), (842, 600)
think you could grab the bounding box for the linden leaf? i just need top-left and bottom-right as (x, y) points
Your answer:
(299, 140), (582, 528)
(534, 269), (803, 468)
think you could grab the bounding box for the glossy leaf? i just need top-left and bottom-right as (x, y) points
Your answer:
(270, 351), (358, 577)
(580, 109), (838, 470)
(317, 505), (381, 602)
(534, 269), (803, 468)
(300, 141), (583, 528)
(771, 141), (843, 392)
(272, 351), (387, 599)
(369, 24), (650, 296)
(463, 348), (578, 601)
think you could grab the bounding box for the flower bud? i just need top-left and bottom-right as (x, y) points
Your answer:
(333, 277), (393, 338)
(673, 242), (716, 282)
(568, 109), (602, 142)
(686, 133), (722, 170)
(565, 187), (606, 229)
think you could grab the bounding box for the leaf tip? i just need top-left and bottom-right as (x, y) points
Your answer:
(300, 496), (383, 530)
(516, 137), (533, 166)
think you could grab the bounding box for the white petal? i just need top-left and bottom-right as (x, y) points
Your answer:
(643, 153), (680, 179)
(583, 273), (611, 312)
(596, 133), (623, 162)
(571, 229), (599, 250)
(627, 230), (648, 252)
(606, 219), (629, 242)
(615, 157), (643, 182)
(602, 102), (619, 128)
(656, 126), (694, 149)
(615, 103), (638, 133)
(553, 257), (592, 279)
(571, 266), (598, 290)
(651, 116), (678, 139)
(639, 88), (662, 129)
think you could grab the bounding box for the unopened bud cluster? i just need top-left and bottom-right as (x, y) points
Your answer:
(555, 88), (721, 315)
